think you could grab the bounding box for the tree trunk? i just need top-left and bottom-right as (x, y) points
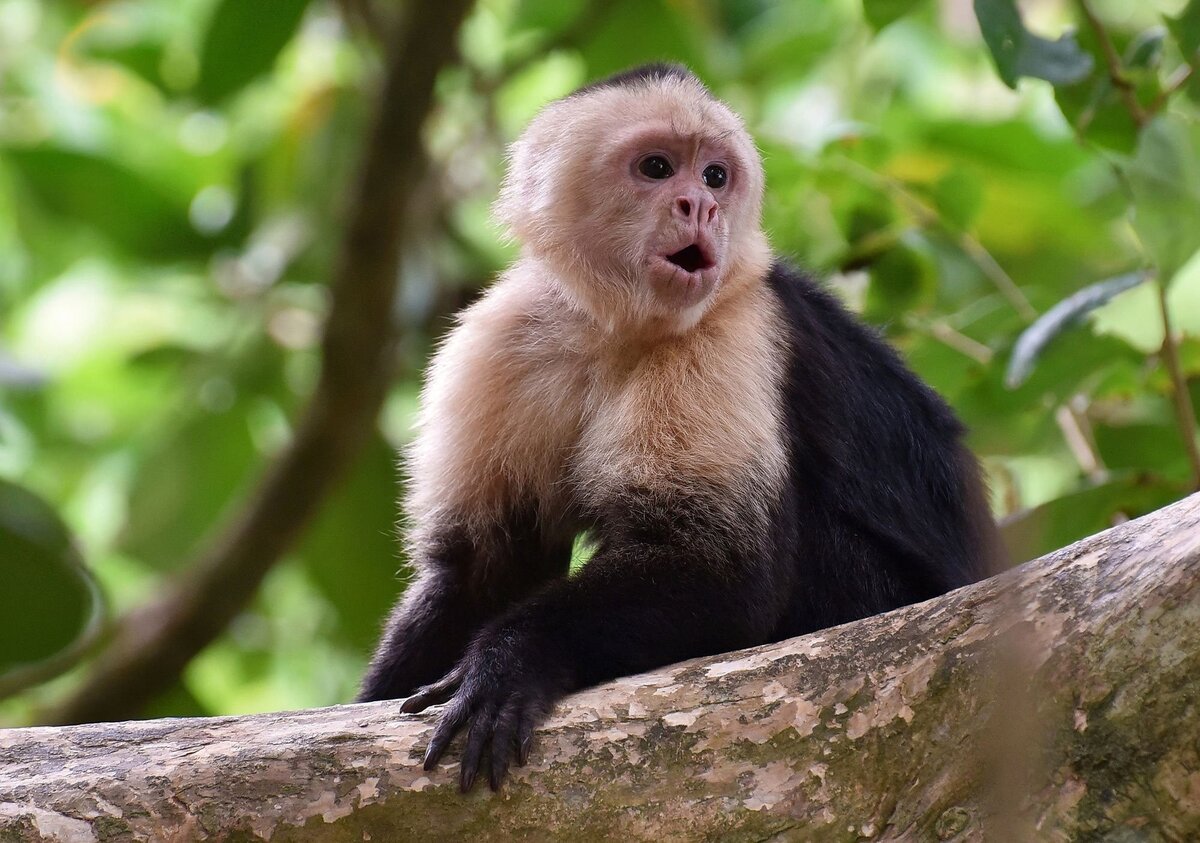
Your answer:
(3, 493), (1198, 842)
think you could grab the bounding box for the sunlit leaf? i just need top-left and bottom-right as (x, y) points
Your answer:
(195, 0), (312, 104)
(0, 479), (102, 698)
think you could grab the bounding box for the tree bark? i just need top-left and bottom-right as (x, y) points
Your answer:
(3, 492), (1198, 842)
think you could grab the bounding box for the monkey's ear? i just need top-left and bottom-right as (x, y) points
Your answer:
(492, 137), (531, 242)
(493, 132), (557, 245)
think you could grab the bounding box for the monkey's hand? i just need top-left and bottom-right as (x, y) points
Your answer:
(401, 623), (567, 792)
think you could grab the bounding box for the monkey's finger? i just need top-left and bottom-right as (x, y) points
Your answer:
(401, 672), (462, 714)
(489, 697), (522, 790)
(515, 701), (541, 767)
(459, 701), (499, 793)
(422, 700), (469, 771)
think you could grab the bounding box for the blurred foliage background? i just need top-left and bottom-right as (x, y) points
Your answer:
(1, 0), (1199, 724)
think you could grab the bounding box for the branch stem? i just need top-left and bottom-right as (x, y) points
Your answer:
(1076, 0), (1148, 127)
(1156, 281), (1200, 490)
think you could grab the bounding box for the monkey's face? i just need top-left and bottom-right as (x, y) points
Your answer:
(497, 76), (767, 334)
(604, 127), (736, 312)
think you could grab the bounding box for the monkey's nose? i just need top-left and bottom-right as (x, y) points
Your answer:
(674, 192), (718, 225)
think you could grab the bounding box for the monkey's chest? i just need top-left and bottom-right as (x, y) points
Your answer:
(498, 358), (773, 510)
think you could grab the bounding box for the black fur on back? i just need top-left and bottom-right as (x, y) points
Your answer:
(763, 261), (1000, 636)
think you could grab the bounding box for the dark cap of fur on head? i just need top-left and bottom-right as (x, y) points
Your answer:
(570, 63), (707, 98)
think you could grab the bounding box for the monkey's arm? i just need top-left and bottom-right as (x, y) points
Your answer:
(357, 516), (573, 702)
(406, 488), (791, 791)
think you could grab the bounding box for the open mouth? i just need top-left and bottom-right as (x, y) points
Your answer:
(665, 244), (713, 274)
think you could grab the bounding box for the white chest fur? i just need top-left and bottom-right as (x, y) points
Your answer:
(404, 270), (787, 545)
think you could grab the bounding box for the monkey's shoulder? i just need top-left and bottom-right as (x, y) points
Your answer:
(763, 260), (963, 436)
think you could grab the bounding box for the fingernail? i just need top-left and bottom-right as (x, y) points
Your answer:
(461, 769), (477, 793)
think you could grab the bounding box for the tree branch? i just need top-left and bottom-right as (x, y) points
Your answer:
(5, 493), (1198, 841)
(1147, 62), (1195, 116)
(37, 0), (476, 726)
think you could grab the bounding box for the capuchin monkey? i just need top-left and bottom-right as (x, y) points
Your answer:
(358, 64), (1002, 792)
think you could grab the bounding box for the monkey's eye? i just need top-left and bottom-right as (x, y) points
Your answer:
(638, 155), (675, 180)
(702, 164), (728, 189)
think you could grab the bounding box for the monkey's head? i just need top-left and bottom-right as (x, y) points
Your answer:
(496, 64), (769, 334)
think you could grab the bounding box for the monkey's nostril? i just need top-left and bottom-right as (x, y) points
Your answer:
(677, 198), (692, 218)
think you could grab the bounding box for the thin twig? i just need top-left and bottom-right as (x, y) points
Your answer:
(1147, 63), (1195, 116)
(1075, 0), (1148, 127)
(1155, 281), (1200, 490)
(906, 316), (994, 365)
(1055, 398), (1105, 481)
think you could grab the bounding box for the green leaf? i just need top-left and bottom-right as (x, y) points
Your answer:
(974, 0), (1093, 89)
(1094, 422), (1198, 485)
(958, 332), (1144, 454)
(195, 0), (312, 104)
(1126, 114), (1200, 280)
(298, 436), (404, 650)
(1006, 271), (1149, 388)
(1166, 0), (1200, 58)
(737, 0), (847, 84)
(1000, 472), (1179, 563)
(0, 479), (102, 698)
(3, 147), (209, 260)
(118, 342), (290, 570)
(512, 0), (588, 34)
(578, 0), (708, 80)
(1124, 27), (1165, 70)
(929, 168), (983, 230)
(864, 244), (935, 324)
(863, 0), (928, 31)
(714, 0), (776, 34)
(90, 42), (170, 93)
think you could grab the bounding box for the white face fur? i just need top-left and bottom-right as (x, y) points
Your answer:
(494, 72), (768, 335)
